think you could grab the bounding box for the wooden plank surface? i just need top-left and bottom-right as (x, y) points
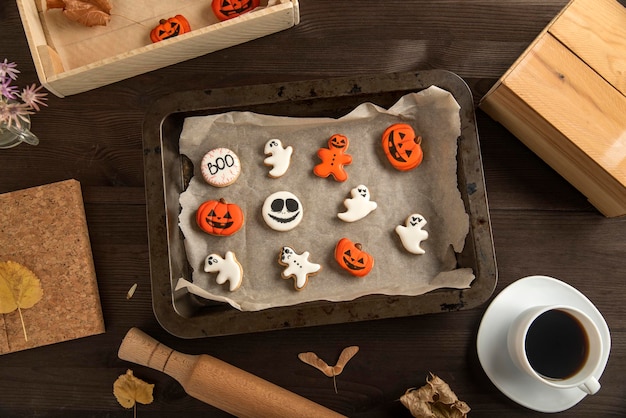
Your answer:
(550, 0), (626, 95)
(1, 1), (625, 417)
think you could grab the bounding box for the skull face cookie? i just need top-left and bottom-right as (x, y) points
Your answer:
(278, 246), (321, 290)
(262, 191), (303, 231)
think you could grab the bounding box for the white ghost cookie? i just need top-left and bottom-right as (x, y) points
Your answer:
(278, 246), (321, 290)
(395, 213), (429, 254)
(203, 251), (243, 291)
(264, 139), (293, 178)
(337, 185), (377, 222)
(201, 147), (241, 187)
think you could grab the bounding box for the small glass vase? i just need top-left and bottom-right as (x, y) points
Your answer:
(0, 115), (40, 149)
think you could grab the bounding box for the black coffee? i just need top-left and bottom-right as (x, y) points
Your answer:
(525, 309), (589, 379)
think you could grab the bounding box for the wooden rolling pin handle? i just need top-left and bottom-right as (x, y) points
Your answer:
(118, 327), (346, 418)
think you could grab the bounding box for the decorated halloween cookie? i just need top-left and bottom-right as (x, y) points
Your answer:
(313, 134), (352, 182)
(204, 251), (243, 291)
(334, 238), (374, 277)
(212, 0), (260, 21)
(382, 123), (423, 171)
(337, 185), (377, 222)
(150, 15), (191, 43)
(278, 246), (322, 290)
(196, 198), (244, 236)
(395, 213), (429, 254)
(262, 191), (303, 231)
(264, 139), (293, 178)
(201, 147), (241, 187)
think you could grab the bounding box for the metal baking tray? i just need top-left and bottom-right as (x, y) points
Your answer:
(143, 71), (497, 338)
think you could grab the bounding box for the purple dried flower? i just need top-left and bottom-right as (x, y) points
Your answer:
(19, 84), (48, 112)
(0, 59), (20, 81)
(0, 100), (32, 131)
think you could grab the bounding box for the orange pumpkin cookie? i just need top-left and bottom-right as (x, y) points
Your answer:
(313, 134), (352, 182)
(212, 0), (260, 21)
(382, 123), (423, 171)
(334, 238), (374, 277)
(150, 15), (191, 43)
(196, 198), (244, 236)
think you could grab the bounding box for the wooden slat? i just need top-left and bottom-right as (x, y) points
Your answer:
(549, 0), (626, 95)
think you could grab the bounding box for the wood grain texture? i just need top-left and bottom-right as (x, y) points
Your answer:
(1, 0), (626, 417)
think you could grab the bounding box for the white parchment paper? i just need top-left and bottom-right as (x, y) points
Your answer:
(177, 86), (474, 311)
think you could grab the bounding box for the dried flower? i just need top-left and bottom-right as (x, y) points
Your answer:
(0, 59), (47, 131)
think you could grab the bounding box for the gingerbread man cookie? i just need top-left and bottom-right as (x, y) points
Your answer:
(203, 251), (243, 291)
(264, 139), (293, 178)
(313, 134), (352, 182)
(338, 185), (377, 222)
(278, 246), (321, 290)
(395, 213), (429, 254)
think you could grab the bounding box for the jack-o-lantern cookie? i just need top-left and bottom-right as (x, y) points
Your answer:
(313, 134), (352, 182)
(382, 123), (423, 171)
(334, 238), (374, 277)
(262, 191), (303, 231)
(201, 147), (241, 187)
(264, 139), (293, 178)
(196, 198), (244, 236)
(204, 251), (243, 291)
(395, 213), (429, 254)
(337, 185), (377, 222)
(212, 0), (260, 21)
(150, 15), (191, 43)
(278, 246), (321, 290)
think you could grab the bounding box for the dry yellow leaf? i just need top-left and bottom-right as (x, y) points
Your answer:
(400, 373), (470, 418)
(0, 261), (44, 341)
(113, 369), (154, 409)
(298, 346), (359, 393)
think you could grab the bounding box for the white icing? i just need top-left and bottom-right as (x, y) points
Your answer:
(264, 139), (293, 178)
(337, 185), (377, 222)
(279, 246), (321, 290)
(395, 213), (429, 254)
(201, 147), (241, 187)
(203, 251), (243, 291)
(262, 191), (303, 231)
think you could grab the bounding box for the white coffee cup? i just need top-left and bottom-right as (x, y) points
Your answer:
(507, 305), (603, 394)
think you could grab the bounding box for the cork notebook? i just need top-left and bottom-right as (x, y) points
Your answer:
(0, 179), (105, 354)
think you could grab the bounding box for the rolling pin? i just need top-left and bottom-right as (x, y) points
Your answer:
(118, 327), (346, 418)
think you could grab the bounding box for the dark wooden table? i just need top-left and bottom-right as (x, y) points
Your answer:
(1, 1), (625, 417)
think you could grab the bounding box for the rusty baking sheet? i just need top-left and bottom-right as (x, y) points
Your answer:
(143, 70), (497, 338)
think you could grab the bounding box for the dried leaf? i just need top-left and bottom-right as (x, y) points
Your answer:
(0, 261), (44, 341)
(47, 0), (112, 27)
(298, 346), (359, 393)
(400, 373), (470, 418)
(113, 369), (154, 409)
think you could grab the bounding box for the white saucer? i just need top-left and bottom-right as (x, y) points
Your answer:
(477, 275), (611, 413)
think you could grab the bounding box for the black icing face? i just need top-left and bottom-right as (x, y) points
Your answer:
(281, 247), (293, 263)
(262, 191), (303, 231)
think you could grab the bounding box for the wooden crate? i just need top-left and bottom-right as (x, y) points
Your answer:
(480, 0), (626, 217)
(16, 0), (300, 97)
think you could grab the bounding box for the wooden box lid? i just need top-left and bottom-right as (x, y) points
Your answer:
(480, 0), (626, 217)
